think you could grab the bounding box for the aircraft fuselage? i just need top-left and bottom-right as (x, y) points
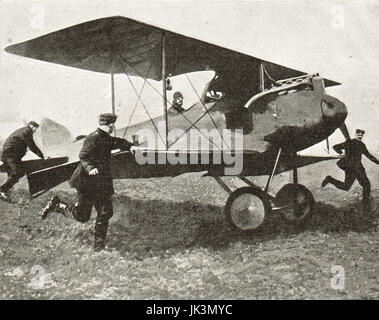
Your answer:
(117, 75), (347, 155)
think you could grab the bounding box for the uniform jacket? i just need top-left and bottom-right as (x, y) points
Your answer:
(334, 139), (379, 170)
(69, 128), (132, 196)
(1, 126), (44, 160)
(168, 102), (185, 115)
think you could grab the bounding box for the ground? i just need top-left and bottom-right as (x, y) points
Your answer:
(0, 160), (378, 300)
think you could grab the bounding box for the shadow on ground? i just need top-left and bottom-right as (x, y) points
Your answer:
(5, 187), (376, 259)
(104, 194), (377, 258)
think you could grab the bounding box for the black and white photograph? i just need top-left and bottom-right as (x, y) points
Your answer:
(0, 0), (378, 302)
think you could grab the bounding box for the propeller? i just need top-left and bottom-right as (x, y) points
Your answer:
(339, 122), (351, 140)
(324, 123), (350, 154)
(325, 137), (330, 153)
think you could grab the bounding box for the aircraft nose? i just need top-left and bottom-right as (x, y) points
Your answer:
(321, 94), (347, 124)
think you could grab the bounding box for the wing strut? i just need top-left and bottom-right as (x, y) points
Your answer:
(111, 71), (116, 137)
(161, 32), (168, 150)
(259, 62), (265, 92)
(113, 51), (166, 146)
(265, 148), (282, 193)
(112, 48), (226, 151)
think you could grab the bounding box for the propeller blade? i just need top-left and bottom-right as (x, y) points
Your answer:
(326, 137), (330, 153)
(339, 123), (350, 140)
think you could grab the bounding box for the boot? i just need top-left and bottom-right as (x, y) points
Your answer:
(362, 198), (372, 213)
(0, 191), (10, 203)
(40, 196), (61, 219)
(94, 220), (108, 252)
(55, 202), (69, 216)
(94, 239), (105, 252)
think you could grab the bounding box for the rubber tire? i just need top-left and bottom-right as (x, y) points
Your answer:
(274, 183), (315, 226)
(224, 186), (272, 233)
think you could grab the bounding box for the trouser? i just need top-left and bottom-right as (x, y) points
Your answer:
(328, 167), (371, 202)
(0, 156), (24, 192)
(69, 191), (114, 247)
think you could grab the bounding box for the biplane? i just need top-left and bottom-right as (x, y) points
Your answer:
(3, 16), (350, 232)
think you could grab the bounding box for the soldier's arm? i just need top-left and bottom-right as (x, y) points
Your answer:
(363, 145), (379, 164)
(79, 135), (97, 173)
(25, 131), (44, 159)
(333, 141), (346, 155)
(112, 137), (133, 152)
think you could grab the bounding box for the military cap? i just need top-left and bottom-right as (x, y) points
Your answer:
(356, 129), (365, 134)
(99, 113), (117, 125)
(27, 121), (39, 128)
(173, 91), (183, 99)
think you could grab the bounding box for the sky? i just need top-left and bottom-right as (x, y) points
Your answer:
(0, 0), (378, 153)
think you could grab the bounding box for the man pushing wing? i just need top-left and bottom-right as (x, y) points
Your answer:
(0, 121), (44, 202)
(41, 113), (137, 251)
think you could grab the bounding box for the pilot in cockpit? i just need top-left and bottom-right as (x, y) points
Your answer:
(169, 91), (185, 114)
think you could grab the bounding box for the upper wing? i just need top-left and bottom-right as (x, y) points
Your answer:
(5, 16), (340, 88)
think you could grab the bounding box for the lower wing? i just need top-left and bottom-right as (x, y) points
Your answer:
(26, 151), (338, 198)
(0, 157), (68, 174)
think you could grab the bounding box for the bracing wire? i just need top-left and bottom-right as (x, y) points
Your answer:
(167, 109), (223, 151)
(122, 63), (153, 139)
(185, 73), (231, 151)
(114, 52), (166, 146)
(113, 48), (225, 152)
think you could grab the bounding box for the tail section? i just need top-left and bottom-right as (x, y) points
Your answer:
(27, 161), (79, 197)
(39, 117), (72, 150)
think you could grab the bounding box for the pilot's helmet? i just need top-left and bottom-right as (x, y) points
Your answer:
(173, 91), (183, 99)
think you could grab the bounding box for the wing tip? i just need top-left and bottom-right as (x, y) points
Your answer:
(4, 44), (15, 54)
(4, 42), (28, 57)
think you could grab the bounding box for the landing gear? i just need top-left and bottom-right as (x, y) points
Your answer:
(215, 149), (316, 232)
(273, 183), (315, 225)
(224, 186), (271, 231)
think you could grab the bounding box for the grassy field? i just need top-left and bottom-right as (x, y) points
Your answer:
(0, 160), (378, 300)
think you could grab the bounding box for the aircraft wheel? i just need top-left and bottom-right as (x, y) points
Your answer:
(225, 187), (271, 232)
(274, 183), (315, 225)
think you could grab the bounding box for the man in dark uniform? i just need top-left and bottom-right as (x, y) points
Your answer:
(322, 129), (379, 205)
(41, 113), (136, 251)
(0, 121), (44, 202)
(169, 91), (185, 114)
